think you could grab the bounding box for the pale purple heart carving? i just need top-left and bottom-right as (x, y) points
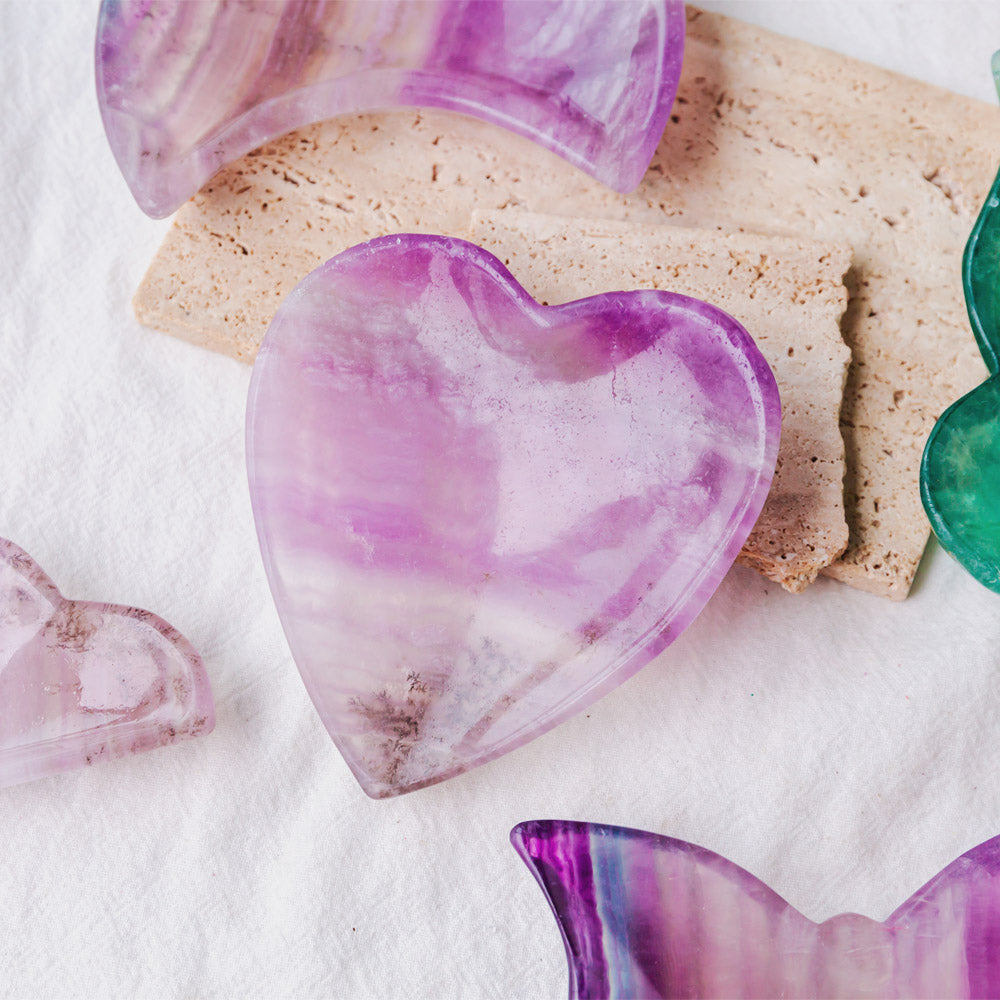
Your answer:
(246, 235), (780, 797)
(95, 0), (685, 218)
(512, 819), (1000, 999)
(0, 538), (213, 789)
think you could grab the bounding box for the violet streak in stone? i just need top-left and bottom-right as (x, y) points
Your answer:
(512, 820), (1000, 999)
(0, 538), (213, 789)
(246, 235), (780, 797)
(95, 0), (685, 217)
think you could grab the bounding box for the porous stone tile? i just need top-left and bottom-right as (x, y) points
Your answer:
(134, 7), (1000, 597)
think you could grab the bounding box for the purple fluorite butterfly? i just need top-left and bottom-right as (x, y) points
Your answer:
(512, 819), (1000, 999)
(246, 235), (780, 797)
(0, 538), (213, 789)
(95, 0), (685, 218)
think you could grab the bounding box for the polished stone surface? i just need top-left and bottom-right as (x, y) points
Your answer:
(0, 538), (214, 789)
(246, 235), (779, 797)
(96, 0), (685, 217)
(513, 819), (1000, 999)
(921, 53), (1000, 593)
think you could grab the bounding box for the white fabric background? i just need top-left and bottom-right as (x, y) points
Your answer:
(2, 2), (1000, 997)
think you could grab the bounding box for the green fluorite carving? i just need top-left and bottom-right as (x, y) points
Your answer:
(921, 53), (1000, 592)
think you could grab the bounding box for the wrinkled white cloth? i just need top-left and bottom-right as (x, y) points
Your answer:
(2, 2), (1000, 997)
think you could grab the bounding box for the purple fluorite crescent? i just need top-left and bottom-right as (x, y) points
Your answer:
(95, 0), (685, 218)
(512, 820), (1000, 999)
(0, 538), (213, 789)
(246, 235), (780, 797)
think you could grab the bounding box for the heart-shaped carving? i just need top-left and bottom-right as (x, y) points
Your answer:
(512, 819), (1000, 999)
(246, 235), (780, 797)
(0, 538), (214, 789)
(921, 79), (1000, 593)
(96, 0), (685, 217)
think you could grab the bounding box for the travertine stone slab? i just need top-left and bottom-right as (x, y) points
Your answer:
(135, 7), (1000, 597)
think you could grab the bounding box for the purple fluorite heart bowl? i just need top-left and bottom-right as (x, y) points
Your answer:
(246, 234), (780, 797)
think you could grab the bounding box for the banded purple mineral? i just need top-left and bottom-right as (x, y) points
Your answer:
(95, 0), (685, 217)
(0, 538), (213, 789)
(246, 235), (780, 797)
(512, 819), (1000, 999)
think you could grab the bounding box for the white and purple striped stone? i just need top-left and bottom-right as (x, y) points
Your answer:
(512, 819), (1000, 999)
(246, 235), (780, 797)
(96, 0), (685, 218)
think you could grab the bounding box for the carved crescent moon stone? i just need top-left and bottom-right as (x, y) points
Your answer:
(96, 0), (686, 217)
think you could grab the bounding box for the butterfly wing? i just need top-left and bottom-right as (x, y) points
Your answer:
(0, 538), (214, 788)
(511, 820), (819, 999)
(919, 55), (1000, 592)
(885, 834), (1000, 999)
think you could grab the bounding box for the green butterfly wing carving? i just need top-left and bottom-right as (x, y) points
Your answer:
(920, 53), (1000, 593)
